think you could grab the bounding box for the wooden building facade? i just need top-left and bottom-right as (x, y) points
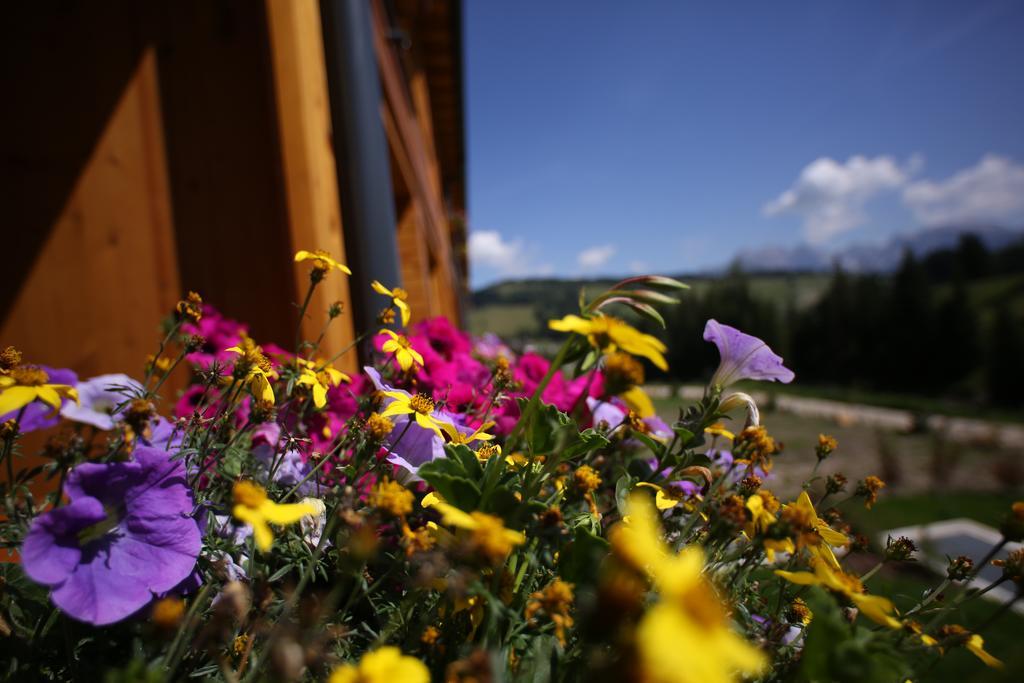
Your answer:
(1, 0), (467, 380)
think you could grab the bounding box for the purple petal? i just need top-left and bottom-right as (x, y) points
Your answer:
(586, 397), (627, 431)
(384, 414), (445, 479)
(21, 497), (106, 586)
(124, 447), (192, 511)
(114, 513), (202, 594)
(50, 540), (153, 626)
(63, 461), (141, 507)
(704, 319), (794, 388)
(60, 373), (143, 430)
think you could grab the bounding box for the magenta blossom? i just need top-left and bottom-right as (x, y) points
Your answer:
(182, 305), (247, 370)
(20, 447), (200, 625)
(704, 319), (794, 389)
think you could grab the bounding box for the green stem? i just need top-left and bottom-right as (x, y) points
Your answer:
(163, 582), (214, 678)
(294, 277), (319, 356)
(859, 560), (885, 583)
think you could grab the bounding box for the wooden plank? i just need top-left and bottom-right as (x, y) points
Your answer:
(154, 0), (298, 349)
(371, 0), (461, 324)
(0, 48), (180, 385)
(265, 0), (357, 372)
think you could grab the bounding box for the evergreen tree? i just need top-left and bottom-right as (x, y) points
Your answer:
(987, 306), (1024, 406)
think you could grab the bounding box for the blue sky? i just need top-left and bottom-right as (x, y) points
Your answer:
(464, 0), (1024, 288)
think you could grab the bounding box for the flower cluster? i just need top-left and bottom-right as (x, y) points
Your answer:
(0, 255), (1015, 682)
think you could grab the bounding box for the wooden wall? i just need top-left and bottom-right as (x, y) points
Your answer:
(0, 0), (463, 390)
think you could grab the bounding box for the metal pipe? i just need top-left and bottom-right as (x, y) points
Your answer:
(319, 0), (401, 337)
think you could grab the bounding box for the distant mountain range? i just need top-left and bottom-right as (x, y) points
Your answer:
(731, 225), (1024, 274)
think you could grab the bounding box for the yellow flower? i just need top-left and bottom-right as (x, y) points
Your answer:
(965, 634), (1003, 669)
(611, 494), (767, 683)
(775, 559), (901, 629)
(704, 423), (735, 441)
(328, 646), (429, 683)
(782, 491), (848, 569)
(232, 481), (317, 552)
(365, 412), (395, 441)
(379, 389), (447, 438)
(620, 385), (655, 418)
(0, 366), (78, 417)
(294, 249), (351, 276)
(549, 313), (668, 371)
(295, 358), (350, 408)
(440, 420), (495, 445)
(379, 329), (424, 372)
(431, 501), (525, 563)
(371, 281), (411, 326)
(226, 338), (277, 405)
(636, 482), (688, 510)
(369, 479), (414, 517)
(745, 492), (794, 561)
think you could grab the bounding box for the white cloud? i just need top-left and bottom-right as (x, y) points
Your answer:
(577, 244), (617, 269)
(468, 229), (522, 266)
(764, 155), (916, 243)
(903, 154), (1024, 226)
(468, 229), (554, 282)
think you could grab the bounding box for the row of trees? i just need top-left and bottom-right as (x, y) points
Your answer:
(656, 235), (1024, 407)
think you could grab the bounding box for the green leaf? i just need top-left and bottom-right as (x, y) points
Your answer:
(559, 526), (610, 584)
(417, 459), (481, 510)
(671, 425), (695, 446)
(796, 588), (912, 683)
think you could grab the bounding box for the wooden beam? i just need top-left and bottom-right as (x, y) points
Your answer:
(265, 0), (357, 372)
(371, 0), (461, 324)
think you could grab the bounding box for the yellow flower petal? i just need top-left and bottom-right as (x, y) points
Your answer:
(0, 385), (38, 415)
(621, 385), (655, 418)
(432, 501), (479, 530)
(259, 500), (318, 526)
(396, 299), (411, 326)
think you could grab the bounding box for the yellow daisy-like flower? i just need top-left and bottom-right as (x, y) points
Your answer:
(0, 366), (78, 417)
(226, 338), (277, 405)
(379, 329), (424, 372)
(745, 492), (795, 561)
(549, 313), (668, 371)
(431, 501), (525, 564)
(294, 249), (352, 276)
(775, 558), (901, 629)
(783, 490), (849, 569)
(610, 494), (767, 683)
(371, 281), (411, 326)
(440, 420), (496, 445)
(232, 481), (317, 552)
(328, 646), (429, 683)
(378, 389), (448, 438)
(295, 358), (350, 409)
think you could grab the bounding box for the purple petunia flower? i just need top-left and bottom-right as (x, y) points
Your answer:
(703, 319), (794, 389)
(0, 366), (77, 433)
(364, 367), (461, 480)
(20, 446), (201, 625)
(586, 397), (672, 442)
(60, 373), (143, 430)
